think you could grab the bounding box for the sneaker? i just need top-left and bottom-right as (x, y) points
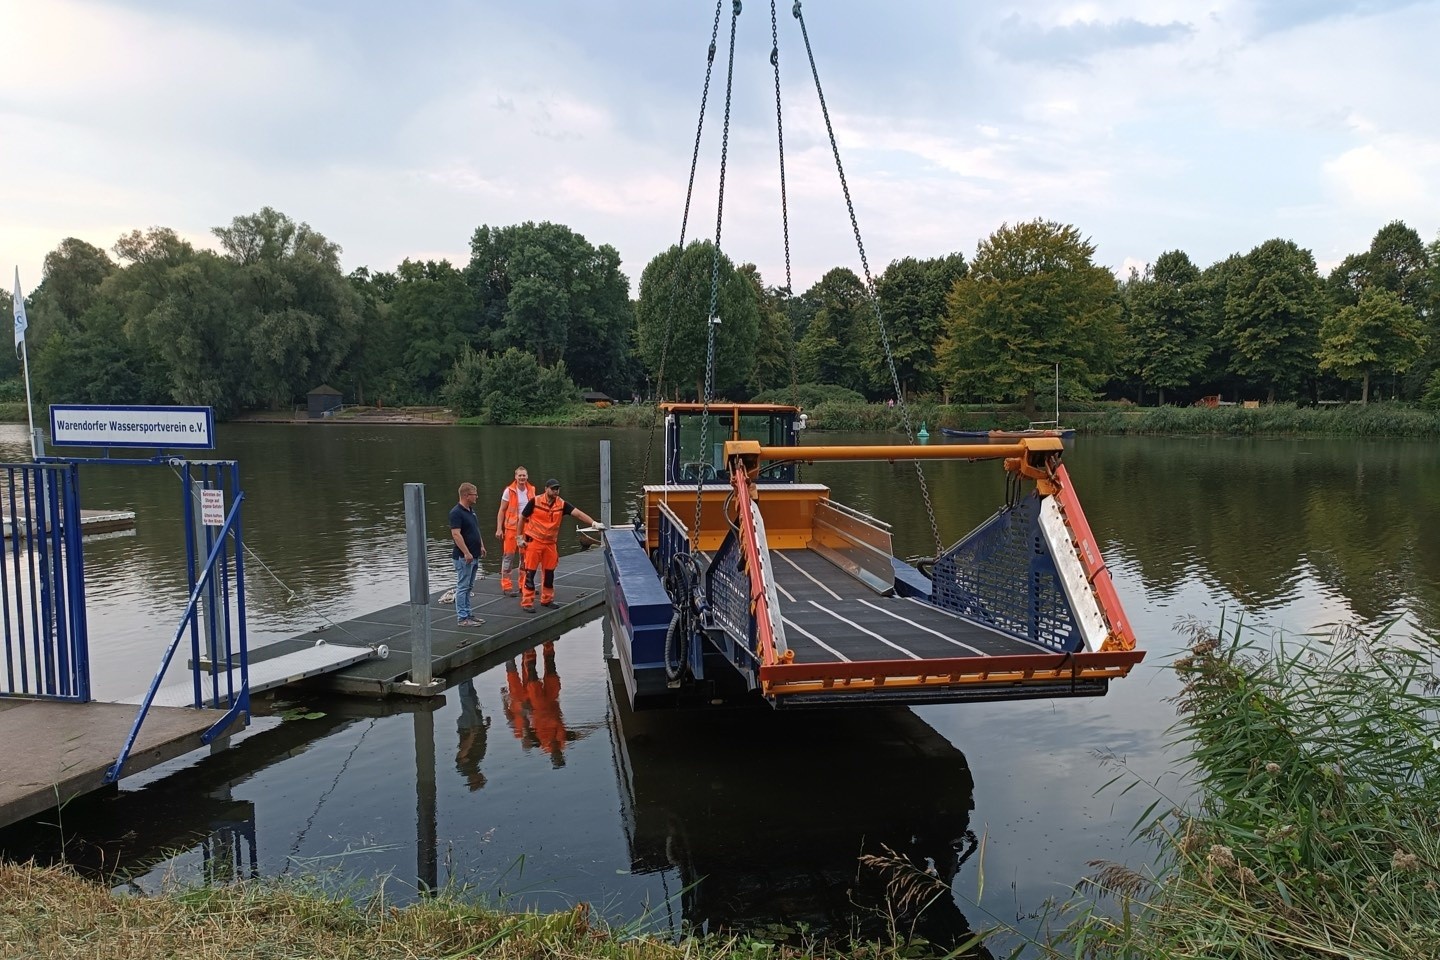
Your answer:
(457, 617), (484, 626)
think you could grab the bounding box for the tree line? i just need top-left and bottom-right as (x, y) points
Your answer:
(6, 207), (1438, 420)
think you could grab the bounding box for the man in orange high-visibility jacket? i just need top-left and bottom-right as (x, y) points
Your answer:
(516, 478), (599, 612)
(494, 466), (536, 596)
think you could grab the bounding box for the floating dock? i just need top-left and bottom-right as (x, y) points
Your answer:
(0, 549), (607, 830)
(253, 549), (608, 697)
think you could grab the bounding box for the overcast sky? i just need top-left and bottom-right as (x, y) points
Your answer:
(4, 0), (1439, 301)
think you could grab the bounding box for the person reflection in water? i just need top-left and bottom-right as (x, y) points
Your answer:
(500, 641), (569, 767)
(454, 678), (490, 791)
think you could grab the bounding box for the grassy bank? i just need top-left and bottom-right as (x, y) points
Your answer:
(0, 860), (986, 960)
(1059, 618), (1440, 958)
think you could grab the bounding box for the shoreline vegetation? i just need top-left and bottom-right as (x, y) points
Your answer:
(9, 400), (1427, 440)
(231, 397), (1440, 440)
(5, 619), (1437, 959)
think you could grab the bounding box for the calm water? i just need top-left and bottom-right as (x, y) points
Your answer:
(2, 422), (1438, 954)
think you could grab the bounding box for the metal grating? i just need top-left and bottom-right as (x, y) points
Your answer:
(930, 493), (1080, 652)
(706, 531), (752, 654)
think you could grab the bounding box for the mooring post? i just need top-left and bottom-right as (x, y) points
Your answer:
(599, 440), (612, 528)
(399, 483), (443, 695)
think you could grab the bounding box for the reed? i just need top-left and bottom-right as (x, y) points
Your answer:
(1076, 402), (1440, 438)
(1057, 616), (1440, 959)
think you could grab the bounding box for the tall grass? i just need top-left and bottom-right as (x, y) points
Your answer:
(1078, 402), (1440, 438)
(1059, 617), (1440, 959)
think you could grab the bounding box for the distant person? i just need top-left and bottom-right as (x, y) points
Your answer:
(516, 479), (599, 613)
(454, 678), (490, 791)
(494, 466), (536, 597)
(449, 482), (486, 626)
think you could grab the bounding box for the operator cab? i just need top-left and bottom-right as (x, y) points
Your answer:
(662, 403), (806, 485)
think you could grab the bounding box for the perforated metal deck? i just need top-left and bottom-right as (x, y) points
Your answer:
(770, 548), (1045, 664)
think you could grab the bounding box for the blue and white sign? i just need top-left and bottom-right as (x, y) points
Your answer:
(49, 405), (215, 449)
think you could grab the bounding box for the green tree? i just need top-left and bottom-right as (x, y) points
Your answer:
(741, 265), (794, 396)
(213, 207), (362, 408)
(873, 254), (967, 398)
(635, 241), (759, 399)
(1125, 250), (1209, 405)
(1221, 238), (1324, 403)
(0, 288), (18, 382)
(24, 238), (116, 351)
(143, 253), (251, 414)
(389, 259), (478, 401)
(467, 222), (632, 393)
(1318, 288), (1428, 403)
(33, 300), (155, 404)
(937, 220), (1122, 416)
(796, 267), (867, 392)
(441, 347), (578, 423)
(106, 227), (200, 404)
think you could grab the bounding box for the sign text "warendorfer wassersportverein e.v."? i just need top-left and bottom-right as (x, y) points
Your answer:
(48, 405), (215, 450)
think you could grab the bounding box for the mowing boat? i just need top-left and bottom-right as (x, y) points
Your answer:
(604, 5), (1141, 710)
(602, 402), (1142, 710)
(941, 425), (1075, 441)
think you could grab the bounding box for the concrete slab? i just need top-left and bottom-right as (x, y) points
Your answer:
(0, 700), (240, 829)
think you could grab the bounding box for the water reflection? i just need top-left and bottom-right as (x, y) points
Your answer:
(606, 655), (988, 951)
(501, 642), (570, 766)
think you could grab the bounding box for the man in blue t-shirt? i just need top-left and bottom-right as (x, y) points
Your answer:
(449, 482), (486, 625)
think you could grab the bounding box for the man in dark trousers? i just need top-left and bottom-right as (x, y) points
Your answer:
(516, 479), (599, 613)
(449, 482), (486, 626)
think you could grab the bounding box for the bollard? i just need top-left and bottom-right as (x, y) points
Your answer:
(599, 440), (612, 529)
(400, 483), (443, 695)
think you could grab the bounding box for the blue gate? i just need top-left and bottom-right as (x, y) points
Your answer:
(0, 462), (88, 701)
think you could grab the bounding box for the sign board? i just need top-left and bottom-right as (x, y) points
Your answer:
(200, 488), (225, 527)
(49, 405), (215, 449)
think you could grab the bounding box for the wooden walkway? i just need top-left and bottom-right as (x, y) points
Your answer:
(257, 548), (609, 696)
(0, 699), (239, 830)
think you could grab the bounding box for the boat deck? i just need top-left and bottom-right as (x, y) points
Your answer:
(770, 548), (1041, 663)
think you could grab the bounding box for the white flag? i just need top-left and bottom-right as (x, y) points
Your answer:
(12, 269), (27, 351)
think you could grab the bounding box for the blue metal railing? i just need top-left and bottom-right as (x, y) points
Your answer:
(107, 462), (249, 783)
(930, 492), (1080, 653)
(0, 462), (88, 702)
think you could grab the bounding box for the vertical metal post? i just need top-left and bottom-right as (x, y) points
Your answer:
(404, 483), (433, 687)
(599, 440), (612, 528)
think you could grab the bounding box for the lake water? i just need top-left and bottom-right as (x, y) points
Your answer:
(2, 422), (1437, 955)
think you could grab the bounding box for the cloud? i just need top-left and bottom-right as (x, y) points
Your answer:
(1249, 0), (1429, 36)
(989, 14), (1195, 66)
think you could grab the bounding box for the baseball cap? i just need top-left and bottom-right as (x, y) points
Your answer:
(545, 478), (561, 490)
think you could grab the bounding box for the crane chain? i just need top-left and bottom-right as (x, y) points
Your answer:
(770, 0), (801, 413)
(695, 0), (742, 544)
(639, 0), (726, 504)
(792, 0), (943, 559)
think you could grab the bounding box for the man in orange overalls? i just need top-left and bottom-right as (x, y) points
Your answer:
(494, 466), (536, 597)
(517, 478), (599, 613)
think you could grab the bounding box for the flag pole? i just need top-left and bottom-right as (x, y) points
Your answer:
(21, 340), (37, 460)
(13, 268), (37, 460)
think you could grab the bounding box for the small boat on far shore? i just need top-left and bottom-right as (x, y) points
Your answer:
(942, 424), (1075, 441)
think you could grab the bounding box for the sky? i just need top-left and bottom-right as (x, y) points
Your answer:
(3, 0), (1439, 300)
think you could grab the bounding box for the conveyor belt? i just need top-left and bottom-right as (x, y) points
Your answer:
(770, 548), (1044, 664)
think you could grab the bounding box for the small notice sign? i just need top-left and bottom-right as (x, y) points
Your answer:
(49, 404), (215, 449)
(200, 489), (225, 527)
